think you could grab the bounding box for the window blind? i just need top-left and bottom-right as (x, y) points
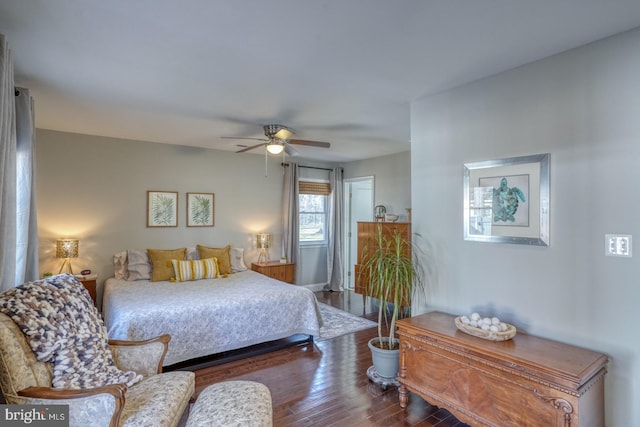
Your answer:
(299, 181), (331, 195)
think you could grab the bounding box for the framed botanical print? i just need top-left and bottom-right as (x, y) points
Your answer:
(147, 191), (178, 227)
(187, 192), (215, 227)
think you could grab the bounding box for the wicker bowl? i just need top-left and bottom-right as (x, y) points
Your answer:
(454, 316), (516, 341)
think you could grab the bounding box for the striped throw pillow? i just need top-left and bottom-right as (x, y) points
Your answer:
(171, 258), (219, 282)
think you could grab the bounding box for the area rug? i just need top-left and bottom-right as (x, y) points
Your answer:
(317, 303), (377, 342)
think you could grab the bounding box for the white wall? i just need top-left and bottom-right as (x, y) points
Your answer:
(411, 28), (640, 426)
(343, 150), (411, 220)
(36, 130), (285, 306)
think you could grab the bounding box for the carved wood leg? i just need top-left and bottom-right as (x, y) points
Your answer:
(398, 341), (408, 408)
(399, 385), (408, 408)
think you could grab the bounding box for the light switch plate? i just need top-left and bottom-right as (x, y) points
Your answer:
(605, 234), (632, 257)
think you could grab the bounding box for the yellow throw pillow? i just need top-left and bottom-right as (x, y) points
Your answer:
(172, 258), (219, 282)
(147, 248), (187, 282)
(196, 245), (232, 275)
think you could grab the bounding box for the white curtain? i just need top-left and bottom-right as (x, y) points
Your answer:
(0, 35), (38, 291)
(282, 163), (299, 283)
(15, 87), (38, 285)
(325, 167), (344, 291)
(0, 34), (17, 291)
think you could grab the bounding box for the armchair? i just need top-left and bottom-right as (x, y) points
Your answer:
(0, 313), (195, 426)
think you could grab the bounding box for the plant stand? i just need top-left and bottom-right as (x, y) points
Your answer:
(366, 365), (400, 391)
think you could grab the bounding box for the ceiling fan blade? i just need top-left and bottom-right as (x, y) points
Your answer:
(221, 136), (267, 142)
(284, 143), (300, 157)
(236, 142), (266, 153)
(288, 139), (331, 148)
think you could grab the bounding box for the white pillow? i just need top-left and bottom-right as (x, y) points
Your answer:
(127, 250), (152, 281)
(230, 247), (248, 272)
(113, 251), (128, 279)
(186, 247), (199, 260)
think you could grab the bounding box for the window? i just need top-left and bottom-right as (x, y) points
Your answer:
(299, 180), (331, 244)
(299, 194), (327, 243)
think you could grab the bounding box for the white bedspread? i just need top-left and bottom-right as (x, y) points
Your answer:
(103, 270), (322, 366)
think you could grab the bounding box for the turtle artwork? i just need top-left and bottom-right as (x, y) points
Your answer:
(492, 177), (526, 223)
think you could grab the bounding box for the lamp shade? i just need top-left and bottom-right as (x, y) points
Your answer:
(56, 239), (79, 259)
(256, 233), (271, 249)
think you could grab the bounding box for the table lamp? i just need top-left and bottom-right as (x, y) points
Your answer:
(56, 238), (79, 274)
(256, 233), (271, 263)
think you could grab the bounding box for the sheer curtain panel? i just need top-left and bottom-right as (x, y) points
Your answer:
(0, 34), (17, 291)
(282, 163), (300, 283)
(0, 35), (38, 291)
(15, 87), (38, 285)
(325, 167), (344, 291)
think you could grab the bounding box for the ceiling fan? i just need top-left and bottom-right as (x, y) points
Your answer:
(222, 124), (331, 156)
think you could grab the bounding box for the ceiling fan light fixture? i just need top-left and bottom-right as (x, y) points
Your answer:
(266, 140), (284, 154)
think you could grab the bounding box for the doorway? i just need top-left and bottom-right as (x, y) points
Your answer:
(343, 176), (374, 290)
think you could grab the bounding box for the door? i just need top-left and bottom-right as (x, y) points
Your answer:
(343, 177), (373, 289)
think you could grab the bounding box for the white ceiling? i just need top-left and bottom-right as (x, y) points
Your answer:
(2, 1), (640, 163)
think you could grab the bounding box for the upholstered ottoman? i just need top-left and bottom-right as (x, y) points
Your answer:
(186, 380), (273, 427)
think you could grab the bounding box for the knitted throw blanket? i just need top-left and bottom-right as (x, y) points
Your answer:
(0, 274), (141, 389)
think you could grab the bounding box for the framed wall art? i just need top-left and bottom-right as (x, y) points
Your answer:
(147, 191), (178, 227)
(463, 153), (549, 246)
(187, 192), (215, 227)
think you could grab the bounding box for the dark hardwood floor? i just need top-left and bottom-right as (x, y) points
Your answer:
(177, 290), (467, 426)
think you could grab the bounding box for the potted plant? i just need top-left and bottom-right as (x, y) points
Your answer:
(360, 225), (424, 379)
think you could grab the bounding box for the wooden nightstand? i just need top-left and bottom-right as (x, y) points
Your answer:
(251, 261), (295, 284)
(76, 274), (97, 305)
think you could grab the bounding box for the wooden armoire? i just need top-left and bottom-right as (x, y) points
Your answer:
(354, 221), (411, 302)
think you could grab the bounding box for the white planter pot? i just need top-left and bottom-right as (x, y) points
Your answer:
(368, 337), (400, 379)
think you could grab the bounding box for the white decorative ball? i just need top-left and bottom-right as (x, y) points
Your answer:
(481, 323), (491, 331)
(490, 325), (499, 332)
(491, 317), (500, 325)
(470, 312), (481, 321)
(461, 316), (470, 324)
(470, 320), (478, 327)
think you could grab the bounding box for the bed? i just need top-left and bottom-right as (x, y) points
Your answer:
(102, 270), (322, 367)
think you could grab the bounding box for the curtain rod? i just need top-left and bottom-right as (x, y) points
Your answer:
(301, 165), (333, 171)
(281, 163), (336, 172)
